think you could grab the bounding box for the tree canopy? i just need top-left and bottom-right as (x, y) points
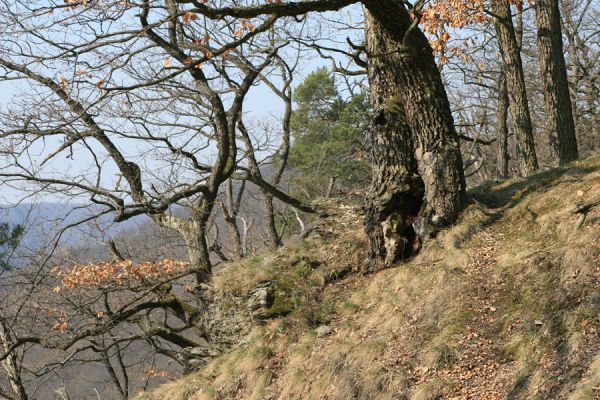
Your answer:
(288, 68), (370, 199)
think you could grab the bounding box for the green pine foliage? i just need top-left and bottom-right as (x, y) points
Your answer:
(0, 222), (23, 270)
(287, 68), (371, 200)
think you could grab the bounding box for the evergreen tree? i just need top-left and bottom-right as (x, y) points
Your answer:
(288, 68), (371, 199)
(0, 223), (23, 270)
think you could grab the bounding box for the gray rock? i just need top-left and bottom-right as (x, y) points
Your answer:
(430, 214), (444, 227)
(179, 281), (278, 374)
(247, 281), (275, 313)
(316, 325), (332, 338)
(413, 218), (433, 241)
(187, 346), (220, 357)
(181, 346), (221, 374)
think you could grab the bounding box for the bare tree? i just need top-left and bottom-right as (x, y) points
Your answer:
(534, 0), (579, 163)
(0, 231), (208, 399)
(0, 0), (311, 284)
(491, 0), (539, 175)
(561, 0), (600, 152)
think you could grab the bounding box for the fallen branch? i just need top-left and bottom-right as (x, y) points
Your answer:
(571, 195), (600, 228)
(571, 196), (600, 215)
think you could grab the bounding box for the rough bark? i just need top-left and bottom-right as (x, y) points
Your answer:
(535, 0), (579, 164)
(222, 180), (245, 259)
(493, 0), (539, 176)
(497, 73), (510, 179)
(363, 43), (423, 266)
(158, 207), (213, 284)
(262, 193), (281, 250)
(0, 321), (28, 400)
(363, 1), (465, 267)
(184, 225), (212, 283)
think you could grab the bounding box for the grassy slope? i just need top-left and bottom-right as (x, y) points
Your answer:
(138, 154), (600, 400)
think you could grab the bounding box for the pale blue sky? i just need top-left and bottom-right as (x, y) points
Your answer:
(0, 5), (364, 205)
(0, 52), (335, 205)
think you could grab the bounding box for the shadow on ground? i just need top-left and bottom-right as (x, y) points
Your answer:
(468, 163), (600, 227)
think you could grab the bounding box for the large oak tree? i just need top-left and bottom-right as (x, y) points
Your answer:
(188, 0), (467, 266)
(0, 0), (466, 273)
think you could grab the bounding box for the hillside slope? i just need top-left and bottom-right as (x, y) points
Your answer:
(139, 154), (600, 400)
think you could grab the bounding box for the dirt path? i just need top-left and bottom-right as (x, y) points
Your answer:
(405, 227), (521, 399)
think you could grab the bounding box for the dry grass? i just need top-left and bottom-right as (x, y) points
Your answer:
(138, 153), (600, 400)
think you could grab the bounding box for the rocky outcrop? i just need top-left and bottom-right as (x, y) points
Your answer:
(180, 202), (366, 373)
(180, 280), (278, 373)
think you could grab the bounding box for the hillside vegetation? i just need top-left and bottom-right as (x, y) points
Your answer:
(139, 154), (600, 400)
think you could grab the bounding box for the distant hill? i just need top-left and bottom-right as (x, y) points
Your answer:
(0, 203), (146, 251)
(1, 165), (285, 256)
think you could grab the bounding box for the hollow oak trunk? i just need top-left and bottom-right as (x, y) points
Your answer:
(535, 0), (579, 164)
(363, 1), (465, 267)
(493, 0), (539, 176)
(363, 22), (423, 266)
(497, 72), (510, 179)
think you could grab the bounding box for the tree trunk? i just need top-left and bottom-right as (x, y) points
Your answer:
(222, 180), (245, 259)
(493, 0), (539, 176)
(590, 99), (599, 145)
(363, 1), (465, 267)
(183, 225), (212, 283)
(514, 7), (524, 50)
(563, 30), (580, 128)
(262, 193), (281, 250)
(363, 31), (423, 266)
(535, 0), (579, 164)
(0, 321), (28, 400)
(497, 72), (510, 179)
(179, 201), (214, 284)
(223, 214), (244, 260)
(155, 210), (212, 284)
(583, 74), (599, 146)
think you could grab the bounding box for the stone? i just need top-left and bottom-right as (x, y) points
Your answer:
(247, 281), (275, 313)
(316, 325), (332, 338)
(181, 346), (221, 374)
(188, 346), (220, 357)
